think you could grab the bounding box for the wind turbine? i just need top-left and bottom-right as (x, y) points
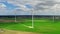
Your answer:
(24, 4), (34, 28)
(14, 4), (34, 28)
(50, 4), (58, 23)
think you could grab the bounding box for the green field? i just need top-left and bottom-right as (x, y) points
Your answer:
(0, 17), (60, 34)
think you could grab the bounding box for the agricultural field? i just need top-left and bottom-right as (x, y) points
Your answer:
(0, 17), (60, 34)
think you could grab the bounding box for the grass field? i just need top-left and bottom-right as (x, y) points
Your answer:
(0, 17), (60, 34)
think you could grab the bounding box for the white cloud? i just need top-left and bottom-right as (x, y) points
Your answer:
(0, 3), (6, 8)
(54, 0), (60, 2)
(0, 0), (60, 15)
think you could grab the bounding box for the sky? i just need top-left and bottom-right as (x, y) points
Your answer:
(0, 0), (60, 15)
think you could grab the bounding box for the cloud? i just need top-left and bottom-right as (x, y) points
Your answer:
(0, 0), (60, 15)
(0, 3), (6, 8)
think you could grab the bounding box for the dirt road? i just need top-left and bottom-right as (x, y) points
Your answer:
(0, 29), (38, 34)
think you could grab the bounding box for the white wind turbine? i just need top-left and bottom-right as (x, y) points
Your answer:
(50, 4), (58, 23)
(14, 4), (34, 28)
(24, 4), (34, 28)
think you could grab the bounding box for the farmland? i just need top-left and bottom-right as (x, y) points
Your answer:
(0, 16), (60, 34)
